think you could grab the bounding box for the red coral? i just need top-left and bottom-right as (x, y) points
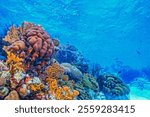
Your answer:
(3, 22), (55, 73)
(4, 22), (54, 59)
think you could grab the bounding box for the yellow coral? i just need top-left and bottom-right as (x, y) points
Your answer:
(3, 26), (19, 43)
(45, 63), (79, 100)
(5, 50), (25, 73)
(28, 84), (44, 92)
(46, 77), (79, 100)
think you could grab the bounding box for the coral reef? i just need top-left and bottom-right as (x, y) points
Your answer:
(97, 73), (130, 100)
(0, 22), (132, 100)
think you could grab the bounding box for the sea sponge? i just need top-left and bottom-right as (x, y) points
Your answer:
(4, 90), (20, 100)
(97, 73), (130, 99)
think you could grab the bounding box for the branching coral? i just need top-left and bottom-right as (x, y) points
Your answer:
(4, 50), (25, 89)
(5, 50), (25, 73)
(97, 73), (130, 99)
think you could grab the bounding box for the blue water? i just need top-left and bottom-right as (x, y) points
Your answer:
(1, 0), (150, 68)
(0, 0), (150, 99)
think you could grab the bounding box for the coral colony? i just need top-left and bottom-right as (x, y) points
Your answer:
(0, 22), (130, 100)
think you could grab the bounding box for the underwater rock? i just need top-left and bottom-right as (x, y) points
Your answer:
(17, 84), (28, 98)
(4, 90), (20, 100)
(97, 73), (130, 100)
(0, 77), (5, 86)
(61, 63), (82, 81)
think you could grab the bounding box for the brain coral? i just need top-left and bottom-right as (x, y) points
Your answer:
(3, 22), (54, 72)
(97, 73), (130, 100)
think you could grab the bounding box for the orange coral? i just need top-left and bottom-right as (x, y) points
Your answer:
(3, 22), (54, 59)
(28, 83), (44, 92)
(45, 63), (79, 100)
(3, 22), (55, 74)
(5, 50), (25, 73)
(45, 78), (79, 100)
(45, 63), (64, 79)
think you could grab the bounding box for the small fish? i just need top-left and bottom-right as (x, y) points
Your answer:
(136, 50), (141, 55)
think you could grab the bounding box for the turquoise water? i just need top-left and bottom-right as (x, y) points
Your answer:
(0, 0), (150, 100)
